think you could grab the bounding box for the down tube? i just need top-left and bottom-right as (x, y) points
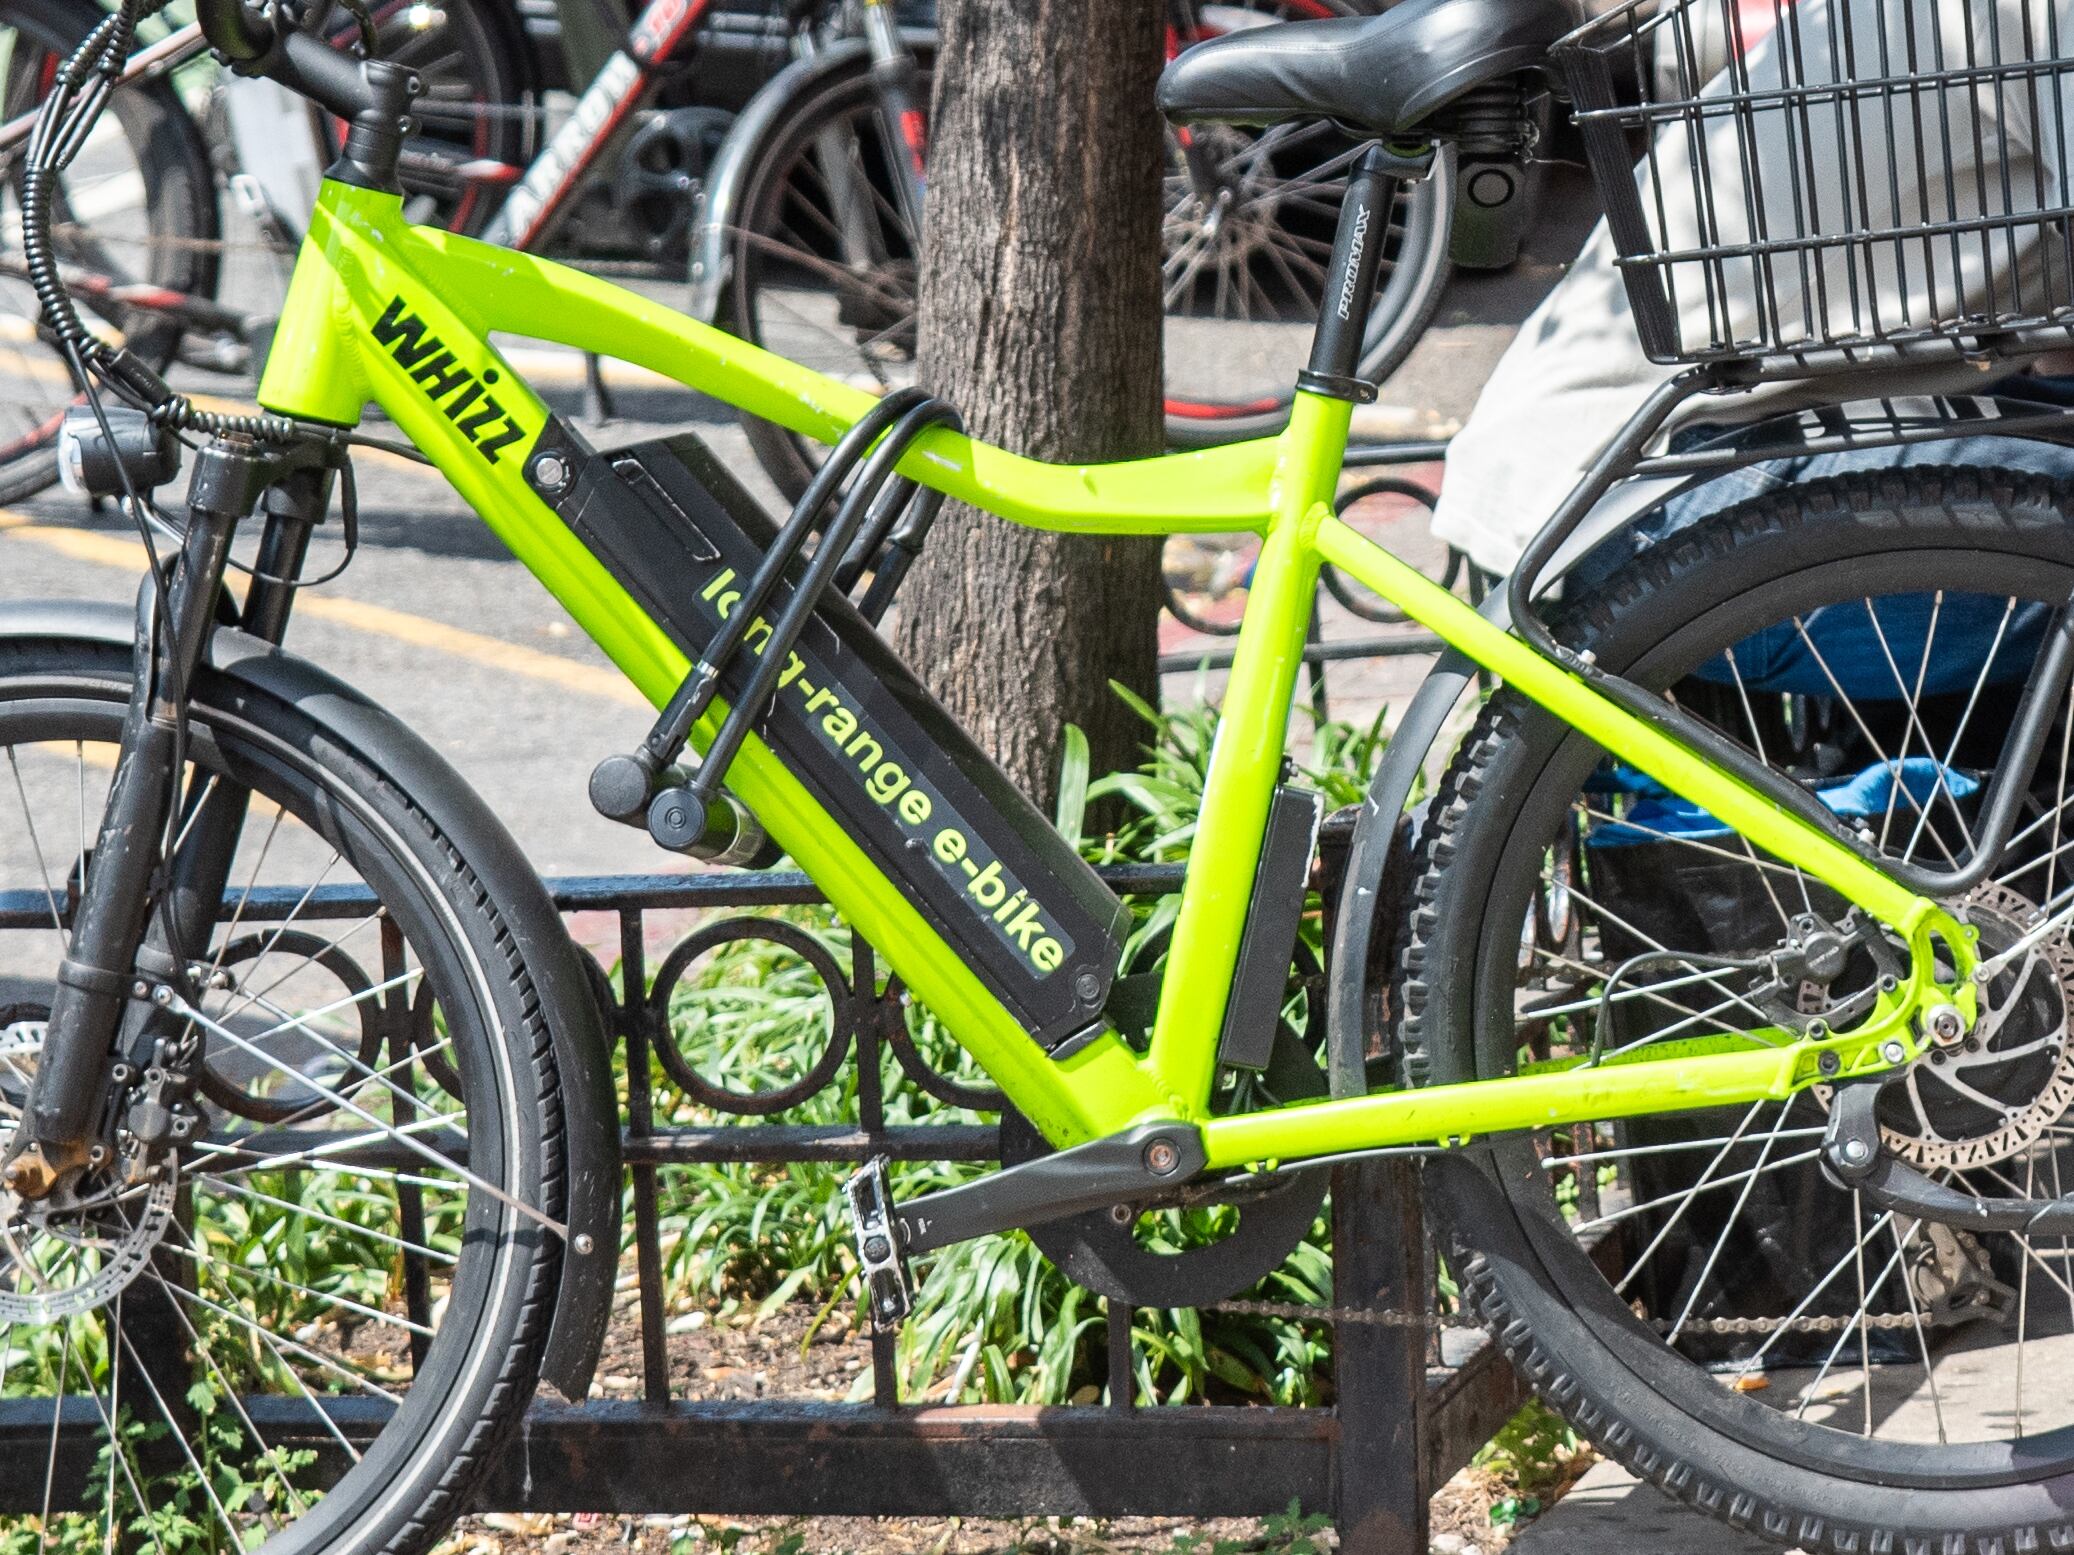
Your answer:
(270, 278), (1170, 1151)
(1309, 514), (1927, 927)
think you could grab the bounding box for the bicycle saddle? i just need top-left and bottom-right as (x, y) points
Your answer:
(1157, 0), (1571, 137)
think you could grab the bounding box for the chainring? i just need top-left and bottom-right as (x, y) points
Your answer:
(999, 1025), (1328, 1308)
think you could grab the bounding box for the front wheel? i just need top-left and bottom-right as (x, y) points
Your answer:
(1397, 467), (2074, 1551)
(0, 638), (565, 1554)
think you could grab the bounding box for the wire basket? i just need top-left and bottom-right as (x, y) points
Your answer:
(1551, 0), (2074, 364)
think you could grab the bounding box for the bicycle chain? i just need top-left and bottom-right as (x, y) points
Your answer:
(1202, 1296), (1440, 1329)
(1198, 1297), (1944, 1334)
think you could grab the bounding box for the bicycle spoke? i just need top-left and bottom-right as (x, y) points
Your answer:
(210, 900), (382, 1029)
(172, 1275), (405, 1404)
(114, 1320), (257, 1546)
(1666, 1101), (1799, 1342)
(197, 1172), (459, 1266)
(1558, 881), (1781, 1030)
(197, 1109), (470, 1182)
(1860, 592), (1941, 852)
(1793, 1227), (1915, 1424)
(1719, 643), (1816, 916)
(164, 1233), (436, 1340)
(8, 744), (67, 936)
(1886, 1215), (1949, 1444)
(203, 803), (287, 986)
(160, 1216), (368, 1467)
(1900, 595), (2015, 865)
(1577, 802), (1812, 882)
(1724, 1201), (1895, 1384)
(1522, 964), (1801, 1025)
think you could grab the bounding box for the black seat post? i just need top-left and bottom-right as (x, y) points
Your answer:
(1298, 141), (1435, 405)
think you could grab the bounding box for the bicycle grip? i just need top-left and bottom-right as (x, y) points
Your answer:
(195, 0), (274, 62)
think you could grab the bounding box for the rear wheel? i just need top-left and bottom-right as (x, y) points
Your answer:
(0, 638), (563, 1554)
(1398, 468), (2074, 1549)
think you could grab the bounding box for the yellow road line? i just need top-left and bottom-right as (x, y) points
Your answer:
(0, 515), (647, 709)
(294, 593), (646, 708)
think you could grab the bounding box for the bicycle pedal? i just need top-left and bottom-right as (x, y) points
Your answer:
(844, 1156), (913, 1331)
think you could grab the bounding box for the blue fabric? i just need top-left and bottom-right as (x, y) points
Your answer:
(1687, 594), (2051, 698)
(1584, 756), (1980, 847)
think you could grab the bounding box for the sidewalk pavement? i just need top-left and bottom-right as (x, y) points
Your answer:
(1507, 1461), (1790, 1555)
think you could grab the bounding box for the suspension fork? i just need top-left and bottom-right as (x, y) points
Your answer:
(152, 466), (324, 960)
(11, 441), (322, 1194)
(857, 0), (925, 233)
(1165, 0), (1225, 198)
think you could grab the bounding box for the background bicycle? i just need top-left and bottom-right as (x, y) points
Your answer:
(0, 0), (1482, 507)
(704, 0), (1474, 497)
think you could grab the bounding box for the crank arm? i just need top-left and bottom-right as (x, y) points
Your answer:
(1824, 1081), (2074, 1234)
(891, 1121), (1206, 1256)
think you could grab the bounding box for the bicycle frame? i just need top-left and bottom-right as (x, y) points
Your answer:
(255, 177), (1980, 1167)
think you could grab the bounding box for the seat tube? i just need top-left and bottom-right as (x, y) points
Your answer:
(1141, 146), (1418, 1108)
(1144, 391), (1349, 1113)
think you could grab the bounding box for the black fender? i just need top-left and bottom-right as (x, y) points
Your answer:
(1324, 640), (1484, 1100)
(0, 601), (621, 1402)
(685, 28), (936, 323)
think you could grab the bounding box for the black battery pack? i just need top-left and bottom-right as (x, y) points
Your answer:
(525, 419), (1128, 1055)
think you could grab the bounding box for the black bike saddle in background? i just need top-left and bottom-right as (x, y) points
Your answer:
(1156, 0), (1571, 137)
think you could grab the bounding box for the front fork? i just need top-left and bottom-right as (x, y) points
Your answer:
(10, 439), (327, 1196)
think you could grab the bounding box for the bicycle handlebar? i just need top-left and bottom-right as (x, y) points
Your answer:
(194, 0), (404, 134)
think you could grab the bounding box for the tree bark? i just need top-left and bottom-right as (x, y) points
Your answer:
(890, 0), (1167, 811)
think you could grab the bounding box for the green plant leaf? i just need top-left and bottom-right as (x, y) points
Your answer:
(1055, 723), (1091, 846)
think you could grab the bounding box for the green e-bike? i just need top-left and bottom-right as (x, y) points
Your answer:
(14, 0), (2074, 1549)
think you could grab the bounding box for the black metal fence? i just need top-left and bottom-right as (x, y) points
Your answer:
(452, 852), (1526, 1554)
(0, 592), (1515, 1548)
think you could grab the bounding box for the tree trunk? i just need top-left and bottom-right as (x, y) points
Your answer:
(890, 0), (1167, 812)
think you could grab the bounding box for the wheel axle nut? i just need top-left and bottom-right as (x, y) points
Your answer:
(1924, 1002), (1967, 1047)
(1143, 1138), (1182, 1176)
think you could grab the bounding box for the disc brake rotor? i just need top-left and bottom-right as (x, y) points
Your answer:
(1840, 883), (2074, 1172)
(999, 1024), (1327, 1308)
(0, 1020), (176, 1323)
